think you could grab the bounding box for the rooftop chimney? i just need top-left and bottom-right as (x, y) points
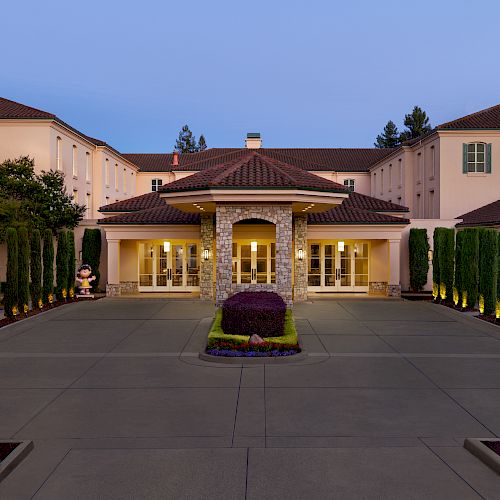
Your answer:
(245, 132), (262, 149)
(172, 150), (179, 167)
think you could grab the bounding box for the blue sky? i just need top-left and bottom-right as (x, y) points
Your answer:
(2, 0), (499, 152)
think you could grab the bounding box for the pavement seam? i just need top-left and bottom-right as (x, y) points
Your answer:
(231, 367), (243, 447)
(29, 448), (73, 500)
(417, 438), (487, 500)
(244, 447), (249, 500)
(264, 365), (267, 448)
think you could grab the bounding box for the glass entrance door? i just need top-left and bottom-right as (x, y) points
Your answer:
(138, 242), (200, 292)
(232, 242), (275, 285)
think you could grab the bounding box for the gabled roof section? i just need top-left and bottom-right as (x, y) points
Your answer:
(456, 200), (500, 227)
(343, 192), (409, 212)
(438, 104), (500, 130)
(159, 151), (348, 194)
(0, 97), (56, 119)
(98, 205), (200, 225)
(99, 191), (164, 212)
(308, 206), (409, 225)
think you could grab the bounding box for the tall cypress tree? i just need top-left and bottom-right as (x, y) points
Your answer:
(439, 228), (455, 301)
(454, 231), (463, 305)
(66, 230), (76, 295)
(42, 229), (54, 304)
(5, 228), (19, 318)
(17, 226), (30, 312)
(82, 228), (101, 292)
(408, 228), (429, 291)
(478, 229), (498, 315)
(55, 231), (68, 300)
(30, 229), (42, 307)
(460, 228), (479, 308)
(432, 228), (441, 299)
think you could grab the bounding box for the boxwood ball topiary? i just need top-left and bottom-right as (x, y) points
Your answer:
(221, 291), (286, 337)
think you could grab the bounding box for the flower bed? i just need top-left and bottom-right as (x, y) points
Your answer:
(207, 308), (300, 357)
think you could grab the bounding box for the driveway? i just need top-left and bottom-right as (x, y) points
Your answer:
(0, 298), (499, 499)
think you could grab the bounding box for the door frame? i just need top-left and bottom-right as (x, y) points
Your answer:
(232, 240), (276, 285)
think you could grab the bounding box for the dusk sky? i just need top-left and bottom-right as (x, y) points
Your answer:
(3, 0), (499, 152)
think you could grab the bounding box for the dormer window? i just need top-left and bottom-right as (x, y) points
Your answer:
(464, 142), (491, 173)
(343, 179), (355, 191)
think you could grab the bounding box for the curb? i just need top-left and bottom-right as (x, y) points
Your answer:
(199, 349), (308, 365)
(0, 441), (34, 482)
(464, 438), (500, 475)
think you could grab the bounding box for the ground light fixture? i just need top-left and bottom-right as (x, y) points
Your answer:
(251, 241), (258, 252)
(203, 249), (210, 261)
(163, 241), (171, 252)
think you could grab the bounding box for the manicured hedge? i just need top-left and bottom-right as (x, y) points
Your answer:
(221, 291), (286, 337)
(459, 228), (479, 309)
(438, 228), (455, 301)
(30, 229), (42, 307)
(17, 227), (30, 312)
(478, 228), (498, 316)
(432, 228), (441, 299)
(42, 229), (54, 304)
(454, 231), (463, 306)
(55, 231), (68, 300)
(408, 228), (429, 292)
(5, 228), (18, 318)
(66, 230), (76, 295)
(82, 229), (101, 292)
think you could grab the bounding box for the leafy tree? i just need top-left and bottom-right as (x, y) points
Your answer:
(82, 228), (102, 292)
(408, 229), (429, 291)
(5, 228), (19, 318)
(374, 120), (400, 148)
(399, 106), (432, 142)
(30, 229), (42, 307)
(55, 231), (68, 300)
(17, 226), (30, 312)
(66, 230), (76, 295)
(42, 229), (54, 304)
(175, 125), (198, 153)
(197, 134), (207, 151)
(0, 156), (85, 240)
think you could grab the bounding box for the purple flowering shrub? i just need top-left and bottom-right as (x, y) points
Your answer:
(221, 291), (286, 337)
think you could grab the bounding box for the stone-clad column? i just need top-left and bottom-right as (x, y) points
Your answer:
(387, 238), (402, 297)
(216, 206), (233, 306)
(106, 239), (121, 297)
(275, 206), (293, 307)
(200, 214), (214, 300)
(293, 215), (308, 301)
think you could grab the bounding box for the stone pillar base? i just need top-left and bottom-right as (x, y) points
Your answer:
(120, 281), (138, 294)
(106, 284), (121, 297)
(369, 281), (387, 295)
(386, 284), (402, 297)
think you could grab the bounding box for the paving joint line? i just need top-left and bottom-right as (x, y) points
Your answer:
(231, 367), (243, 447)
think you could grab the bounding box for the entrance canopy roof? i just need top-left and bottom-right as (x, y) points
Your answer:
(158, 151), (349, 213)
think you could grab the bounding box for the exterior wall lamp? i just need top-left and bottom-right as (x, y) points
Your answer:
(297, 249), (304, 261)
(428, 249), (433, 261)
(163, 241), (171, 252)
(251, 241), (258, 252)
(203, 248), (210, 261)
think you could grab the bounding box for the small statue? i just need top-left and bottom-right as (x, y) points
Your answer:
(76, 264), (96, 295)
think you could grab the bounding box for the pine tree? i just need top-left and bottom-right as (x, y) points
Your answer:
(374, 121), (400, 148)
(175, 125), (198, 153)
(197, 134), (207, 151)
(399, 106), (432, 142)
(42, 229), (54, 304)
(5, 228), (19, 318)
(17, 226), (30, 312)
(55, 231), (68, 300)
(30, 229), (42, 307)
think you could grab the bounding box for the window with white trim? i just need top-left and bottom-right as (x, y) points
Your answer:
(86, 193), (91, 217)
(388, 164), (392, 190)
(123, 168), (127, 193)
(430, 145), (435, 178)
(114, 163), (118, 190)
(151, 178), (163, 192)
(72, 145), (78, 177)
(73, 189), (78, 204)
(85, 152), (91, 182)
(105, 159), (110, 185)
(466, 142), (487, 173)
(56, 137), (62, 171)
(380, 169), (384, 195)
(343, 179), (355, 192)
(398, 159), (403, 187)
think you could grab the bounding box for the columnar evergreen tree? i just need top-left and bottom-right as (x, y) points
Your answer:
(55, 231), (68, 300)
(42, 229), (54, 304)
(66, 230), (76, 295)
(82, 228), (102, 292)
(197, 134), (207, 151)
(454, 231), (463, 305)
(17, 226), (30, 312)
(432, 228), (441, 299)
(408, 228), (429, 291)
(30, 229), (42, 307)
(374, 121), (400, 148)
(5, 228), (19, 318)
(478, 229), (498, 315)
(460, 228), (479, 308)
(439, 228), (455, 301)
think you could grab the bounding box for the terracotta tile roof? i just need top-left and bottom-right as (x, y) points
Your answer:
(308, 206), (409, 225)
(343, 192), (409, 212)
(159, 151), (348, 194)
(438, 104), (500, 130)
(99, 191), (164, 212)
(456, 200), (500, 227)
(0, 97), (56, 119)
(99, 205), (200, 225)
(123, 147), (394, 173)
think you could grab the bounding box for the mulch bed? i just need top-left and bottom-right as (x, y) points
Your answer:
(475, 315), (499, 326)
(0, 443), (19, 462)
(482, 441), (500, 456)
(0, 296), (104, 329)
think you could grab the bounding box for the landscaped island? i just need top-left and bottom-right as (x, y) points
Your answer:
(206, 292), (300, 357)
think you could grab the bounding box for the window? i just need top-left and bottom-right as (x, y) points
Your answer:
(380, 169), (384, 195)
(151, 178), (163, 192)
(104, 159), (109, 184)
(428, 190), (435, 218)
(86, 193), (91, 217)
(72, 146), (78, 177)
(416, 193), (421, 218)
(373, 173), (377, 195)
(114, 163), (118, 190)
(430, 145), (435, 178)
(388, 164), (392, 190)
(398, 159), (403, 187)
(56, 137), (62, 171)
(85, 152), (91, 182)
(73, 189), (78, 204)
(123, 168), (127, 193)
(465, 142), (491, 173)
(417, 152), (422, 183)
(343, 179), (355, 192)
